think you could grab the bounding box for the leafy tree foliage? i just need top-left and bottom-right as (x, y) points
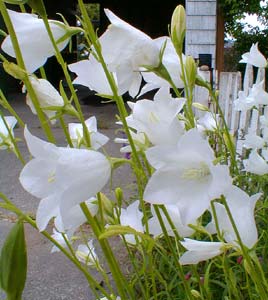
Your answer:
(218, 0), (268, 71)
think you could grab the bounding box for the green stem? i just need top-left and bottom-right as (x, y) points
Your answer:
(178, 53), (195, 128)
(153, 205), (195, 300)
(80, 202), (134, 300)
(221, 196), (268, 298)
(210, 89), (238, 175)
(59, 116), (74, 147)
(77, 0), (147, 181)
(38, 1), (91, 148)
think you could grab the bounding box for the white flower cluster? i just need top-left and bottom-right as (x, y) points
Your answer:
(0, 6), (264, 270)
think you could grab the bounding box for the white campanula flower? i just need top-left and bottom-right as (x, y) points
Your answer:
(248, 80), (268, 106)
(140, 37), (184, 96)
(119, 200), (144, 244)
(148, 204), (194, 238)
(76, 239), (99, 266)
(114, 131), (147, 154)
(19, 127), (111, 231)
(233, 80), (268, 111)
(50, 228), (69, 253)
(207, 186), (261, 249)
(144, 129), (232, 226)
(234, 91), (256, 111)
(68, 116), (109, 150)
(243, 149), (268, 175)
(68, 56), (115, 96)
(126, 87), (185, 146)
(1, 10), (70, 73)
(25, 77), (64, 124)
(54, 197), (98, 238)
(240, 43), (267, 68)
(70, 9), (160, 97)
(179, 238), (225, 265)
(0, 116), (17, 150)
(198, 111), (218, 131)
(99, 9), (160, 97)
(243, 133), (265, 150)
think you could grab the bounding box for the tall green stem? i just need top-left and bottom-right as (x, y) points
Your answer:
(80, 201), (134, 300)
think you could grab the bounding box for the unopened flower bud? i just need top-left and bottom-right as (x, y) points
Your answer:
(3, 61), (27, 80)
(185, 56), (197, 90)
(99, 192), (114, 217)
(115, 187), (123, 207)
(171, 5), (186, 55)
(191, 289), (202, 298)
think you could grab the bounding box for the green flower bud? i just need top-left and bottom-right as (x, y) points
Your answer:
(171, 5), (186, 55)
(185, 56), (197, 90)
(3, 61), (27, 80)
(190, 289), (202, 299)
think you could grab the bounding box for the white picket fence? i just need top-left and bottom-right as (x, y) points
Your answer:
(195, 66), (266, 156)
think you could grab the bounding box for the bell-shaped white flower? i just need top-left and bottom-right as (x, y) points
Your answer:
(19, 127), (111, 231)
(248, 80), (268, 106)
(234, 91), (256, 111)
(207, 186), (261, 249)
(2, 9), (70, 73)
(148, 204), (194, 238)
(76, 239), (99, 266)
(243, 133), (265, 150)
(98, 9), (160, 97)
(50, 228), (69, 253)
(144, 129), (232, 225)
(0, 116), (17, 150)
(68, 116), (109, 150)
(114, 131), (147, 153)
(240, 43), (267, 68)
(140, 37), (184, 96)
(243, 149), (268, 175)
(68, 56), (116, 95)
(25, 77), (64, 124)
(54, 197), (98, 237)
(126, 87), (185, 146)
(197, 111), (218, 132)
(119, 200), (144, 244)
(179, 238), (225, 265)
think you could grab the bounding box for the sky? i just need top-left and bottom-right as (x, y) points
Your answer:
(241, 14), (265, 31)
(241, 0), (267, 31)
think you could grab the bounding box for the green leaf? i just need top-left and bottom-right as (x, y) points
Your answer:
(0, 221), (27, 300)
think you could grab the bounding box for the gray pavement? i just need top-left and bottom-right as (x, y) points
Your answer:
(0, 93), (135, 299)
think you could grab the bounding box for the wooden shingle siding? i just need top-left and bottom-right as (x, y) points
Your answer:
(185, 0), (217, 68)
(187, 16), (216, 30)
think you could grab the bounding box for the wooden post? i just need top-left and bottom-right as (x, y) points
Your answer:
(216, 3), (224, 74)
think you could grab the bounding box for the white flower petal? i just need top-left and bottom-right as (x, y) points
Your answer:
(2, 10), (70, 73)
(36, 194), (60, 231)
